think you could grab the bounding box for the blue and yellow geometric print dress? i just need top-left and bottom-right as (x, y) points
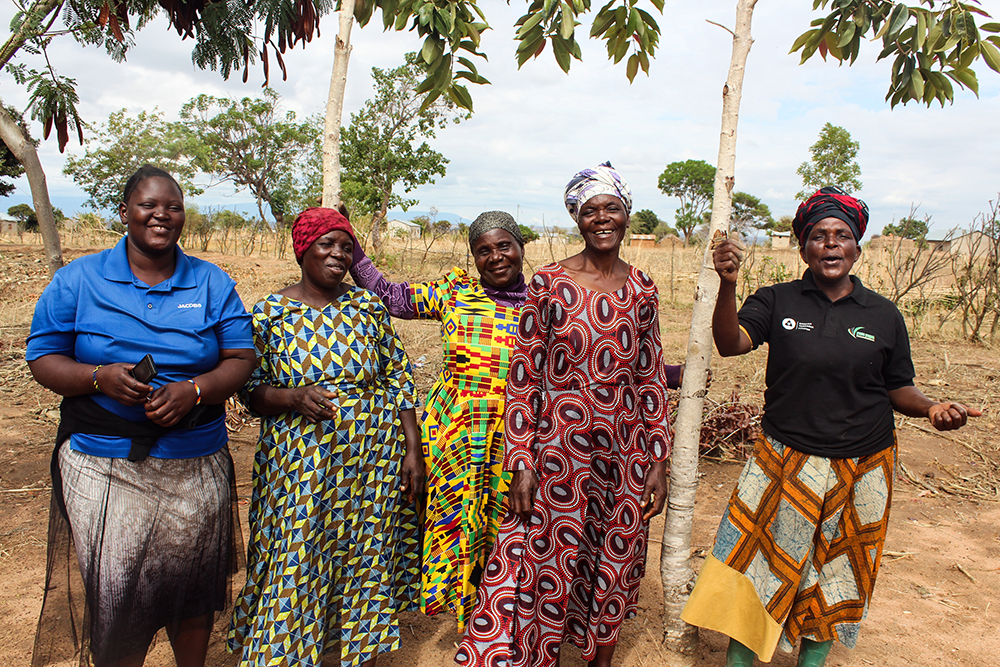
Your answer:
(228, 288), (419, 667)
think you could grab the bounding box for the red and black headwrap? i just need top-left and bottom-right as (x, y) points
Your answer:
(291, 207), (357, 263)
(792, 186), (869, 245)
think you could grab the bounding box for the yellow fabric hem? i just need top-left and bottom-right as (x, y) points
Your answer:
(680, 554), (783, 662)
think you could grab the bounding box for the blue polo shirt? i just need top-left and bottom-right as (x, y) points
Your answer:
(26, 238), (253, 458)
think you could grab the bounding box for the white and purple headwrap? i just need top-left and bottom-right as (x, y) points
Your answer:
(563, 161), (633, 221)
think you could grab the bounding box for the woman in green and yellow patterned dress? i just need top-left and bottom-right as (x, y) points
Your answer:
(350, 211), (527, 630)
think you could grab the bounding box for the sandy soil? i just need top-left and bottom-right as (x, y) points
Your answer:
(0, 243), (997, 667)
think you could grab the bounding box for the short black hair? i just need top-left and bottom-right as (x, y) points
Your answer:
(122, 164), (182, 205)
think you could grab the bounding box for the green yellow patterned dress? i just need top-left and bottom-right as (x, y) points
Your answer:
(228, 289), (419, 667)
(408, 269), (519, 629)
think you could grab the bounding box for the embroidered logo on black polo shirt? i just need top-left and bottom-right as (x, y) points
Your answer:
(782, 318), (814, 331)
(848, 326), (875, 342)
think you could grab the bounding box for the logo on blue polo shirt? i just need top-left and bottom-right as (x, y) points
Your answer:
(848, 326), (875, 342)
(177, 303), (203, 309)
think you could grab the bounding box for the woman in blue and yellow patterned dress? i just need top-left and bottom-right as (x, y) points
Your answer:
(350, 210), (528, 631)
(228, 207), (423, 667)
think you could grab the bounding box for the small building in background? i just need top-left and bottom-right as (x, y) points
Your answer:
(657, 235), (684, 248)
(771, 231), (791, 249)
(387, 218), (422, 239)
(0, 213), (17, 236)
(629, 234), (657, 249)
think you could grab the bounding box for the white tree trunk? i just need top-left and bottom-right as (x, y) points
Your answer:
(0, 101), (63, 277)
(321, 0), (356, 210)
(661, 0), (759, 654)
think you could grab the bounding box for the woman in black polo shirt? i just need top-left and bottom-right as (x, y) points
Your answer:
(681, 187), (980, 667)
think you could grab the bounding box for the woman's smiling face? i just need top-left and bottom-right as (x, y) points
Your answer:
(576, 194), (628, 252)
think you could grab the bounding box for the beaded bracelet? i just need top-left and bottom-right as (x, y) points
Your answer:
(92, 365), (103, 393)
(188, 379), (202, 405)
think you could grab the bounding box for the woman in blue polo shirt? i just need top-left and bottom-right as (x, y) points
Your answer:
(682, 187), (980, 667)
(26, 165), (256, 667)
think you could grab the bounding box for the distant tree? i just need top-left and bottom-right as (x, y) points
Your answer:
(730, 191), (773, 236)
(653, 221), (677, 242)
(8, 203), (36, 231)
(339, 53), (469, 252)
(518, 224), (540, 243)
(882, 217), (929, 241)
(180, 89), (319, 234)
(631, 208), (661, 235)
(796, 123), (862, 200)
(657, 159), (715, 245)
(63, 109), (200, 212)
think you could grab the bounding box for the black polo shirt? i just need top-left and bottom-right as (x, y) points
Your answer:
(738, 270), (915, 458)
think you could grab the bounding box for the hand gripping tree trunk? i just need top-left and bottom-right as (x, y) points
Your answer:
(0, 102), (62, 277)
(660, 0), (758, 655)
(321, 0), (356, 211)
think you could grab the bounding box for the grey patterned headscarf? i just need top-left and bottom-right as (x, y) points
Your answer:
(468, 211), (524, 248)
(564, 161), (633, 221)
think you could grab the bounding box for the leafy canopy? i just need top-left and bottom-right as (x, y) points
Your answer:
(339, 53), (468, 225)
(791, 0), (1000, 107)
(796, 123), (862, 200)
(180, 88), (319, 229)
(630, 208), (661, 235)
(882, 216), (930, 239)
(62, 109), (201, 212)
(730, 191), (774, 235)
(658, 159), (715, 245)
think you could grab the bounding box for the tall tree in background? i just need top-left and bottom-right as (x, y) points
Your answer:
(63, 109), (200, 212)
(730, 191), (773, 236)
(630, 208), (661, 234)
(882, 216), (930, 240)
(180, 89), (319, 234)
(796, 122), (862, 199)
(658, 159), (716, 246)
(339, 53), (468, 252)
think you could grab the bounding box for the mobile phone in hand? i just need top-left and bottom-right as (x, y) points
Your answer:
(129, 354), (158, 384)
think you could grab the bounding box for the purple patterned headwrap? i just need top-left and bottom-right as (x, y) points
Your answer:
(563, 161), (633, 221)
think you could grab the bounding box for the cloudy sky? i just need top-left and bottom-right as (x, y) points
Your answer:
(3, 1), (999, 238)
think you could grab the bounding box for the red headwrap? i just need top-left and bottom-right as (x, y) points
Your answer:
(291, 207), (357, 263)
(793, 186), (869, 245)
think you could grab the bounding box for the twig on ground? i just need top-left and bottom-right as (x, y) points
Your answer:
(952, 563), (978, 584)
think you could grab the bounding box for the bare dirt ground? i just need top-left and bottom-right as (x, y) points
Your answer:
(0, 243), (997, 667)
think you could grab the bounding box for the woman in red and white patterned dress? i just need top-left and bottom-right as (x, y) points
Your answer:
(456, 163), (672, 667)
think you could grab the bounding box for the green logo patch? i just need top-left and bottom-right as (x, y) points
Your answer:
(848, 326), (875, 342)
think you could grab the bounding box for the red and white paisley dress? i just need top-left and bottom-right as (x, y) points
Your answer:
(456, 263), (672, 667)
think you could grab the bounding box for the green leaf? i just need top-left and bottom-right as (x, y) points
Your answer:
(909, 69), (924, 99)
(915, 10), (927, 50)
(950, 67), (979, 94)
(516, 11), (545, 38)
(449, 83), (474, 111)
(552, 36), (571, 72)
(837, 21), (856, 48)
(886, 4), (911, 40)
(789, 29), (814, 54)
(560, 3), (575, 40)
(981, 39), (1000, 73)
(626, 53), (639, 82)
(980, 22), (1000, 33)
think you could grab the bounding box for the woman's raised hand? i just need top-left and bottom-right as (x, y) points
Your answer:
(712, 238), (744, 285)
